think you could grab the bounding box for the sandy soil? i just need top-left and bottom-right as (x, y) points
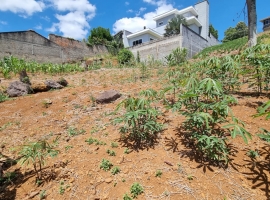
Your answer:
(0, 67), (269, 200)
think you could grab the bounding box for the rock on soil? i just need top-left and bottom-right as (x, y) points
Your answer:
(7, 81), (33, 97)
(96, 90), (121, 104)
(57, 78), (68, 87)
(45, 80), (64, 90)
(31, 81), (49, 92)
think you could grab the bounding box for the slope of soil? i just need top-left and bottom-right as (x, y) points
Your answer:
(0, 68), (269, 200)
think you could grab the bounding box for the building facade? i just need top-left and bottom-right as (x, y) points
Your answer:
(119, 0), (215, 48)
(260, 17), (270, 32)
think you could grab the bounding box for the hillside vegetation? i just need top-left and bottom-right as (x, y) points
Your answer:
(195, 31), (270, 58)
(0, 32), (270, 200)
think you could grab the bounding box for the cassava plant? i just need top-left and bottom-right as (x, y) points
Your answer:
(242, 44), (270, 94)
(178, 78), (251, 164)
(19, 138), (59, 180)
(114, 97), (163, 147)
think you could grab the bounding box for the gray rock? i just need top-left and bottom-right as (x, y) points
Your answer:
(96, 90), (121, 104)
(57, 78), (68, 87)
(7, 81), (33, 97)
(45, 80), (64, 90)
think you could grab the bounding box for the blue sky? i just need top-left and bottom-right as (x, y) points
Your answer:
(0, 0), (268, 41)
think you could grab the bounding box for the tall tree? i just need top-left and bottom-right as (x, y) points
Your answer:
(164, 15), (187, 37)
(209, 24), (218, 39)
(223, 22), (248, 42)
(246, 0), (257, 47)
(88, 27), (113, 45)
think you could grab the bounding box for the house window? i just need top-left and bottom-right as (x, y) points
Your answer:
(132, 39), (142, 46)
(264, 20), (269, 25)
(158, 21), (164, 26)
(150, 38), (154, 41)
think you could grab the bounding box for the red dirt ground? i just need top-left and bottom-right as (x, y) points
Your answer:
(0, 68), (269, 200)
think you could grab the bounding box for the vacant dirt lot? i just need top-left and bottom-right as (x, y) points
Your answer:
(0, 67), (269, 200)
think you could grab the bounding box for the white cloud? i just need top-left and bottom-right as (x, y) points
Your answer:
(35, 24), (42, 30)
(47, 0), (96, 40)
(41, 16), (50, 22)
(0, 21), (8, 25)
(113, 0), (173, 33)
(125, 2), (130, 5)
(127, 9), (134, 13)
(0, 0), (45, 16)
(140, 7), (147, 12)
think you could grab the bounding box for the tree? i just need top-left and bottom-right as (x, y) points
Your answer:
(223, 22), (248, 42)
(246, 0), (257, 47)
(209, 24), (218, 39)
(164, 15), (187, 37)
(88, 27), (113, 45)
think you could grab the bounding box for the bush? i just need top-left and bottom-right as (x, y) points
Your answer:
(114, 97), (163, 147)
(118, 49), (134, 64)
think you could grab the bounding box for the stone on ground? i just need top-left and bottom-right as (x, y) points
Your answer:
(7, 81), (33, 97)
(45, 80), (64, 90)
(96, 90), (121, 104)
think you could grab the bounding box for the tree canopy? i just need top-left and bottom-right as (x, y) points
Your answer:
(209, 24), (218, 39)
(223, 22), (248, 43)
(88, 27), (113, 45)
(164, 15), (187, 37)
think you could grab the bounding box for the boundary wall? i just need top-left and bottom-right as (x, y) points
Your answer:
(0, 30), (108, 63)
(129, 25), (219, 62)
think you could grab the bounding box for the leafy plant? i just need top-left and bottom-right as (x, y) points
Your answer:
(247, 150), (259, 159)
(114, 97), (163, 146)
(0, 92), (9, 103)
(124, 148), (130, 154)
(100, 159), (113, 171)
(187, 174), (194, 181)
(85, 137), (106, 145)
(123, 193), (132, 200)
(253, 100), (270, 142)
(39, 190), (46, 199)
(59, 180), (67, 195)
(106, 149), (116, 156)
(155, 170), (162, 177)
(111, 166), (120, 175)
(67, 127), (86, 137)
(178, 78), (250, 163)
(165, 48), (187, 66)
(65, 145), (73, 152)
(118, 49), (134, 65)
(111, 142), (119, 148)
(19, 139), (59, 179)
(130, 182), (144, 198)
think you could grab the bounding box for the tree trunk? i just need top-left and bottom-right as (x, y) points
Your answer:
(246, 0), (257, 47)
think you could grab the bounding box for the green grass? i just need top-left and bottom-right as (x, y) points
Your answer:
(195, 37), (248, 58)
(195, 32), (270, 58)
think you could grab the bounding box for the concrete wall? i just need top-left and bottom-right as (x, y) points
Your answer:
(49, 34), (108, 62)
(129, 34), (182, 62)
(0, 31), (63, 63)
(129, 24), (219, 62)
(0, 30), (108, 63)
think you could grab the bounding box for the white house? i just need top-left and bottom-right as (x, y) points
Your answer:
(260, 16), (270, 32)
(118, 0), (211, 48)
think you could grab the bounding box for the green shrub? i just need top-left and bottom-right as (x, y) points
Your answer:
(118, 49), (134, 64)
(130, 183), (144, 198)
(114, 97), (163, 146)
(100, 159), (113, 171)
(0, 92), (9, 103)
(111, 166), (120, 175)
(19, 139), (59, 179)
